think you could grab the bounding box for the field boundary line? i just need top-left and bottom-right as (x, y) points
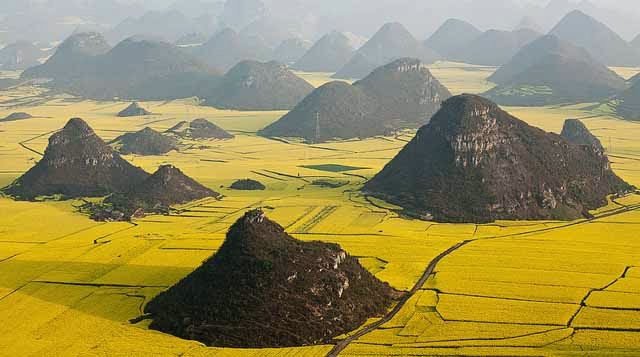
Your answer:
(327, 240), (472, 357)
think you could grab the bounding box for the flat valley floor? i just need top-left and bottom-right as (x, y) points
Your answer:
(1, 63), (640, 356)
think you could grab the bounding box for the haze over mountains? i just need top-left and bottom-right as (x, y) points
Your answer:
(3, 0), (639, 50)
(260, 58), (451, 142)
(333, 23), (438, 80)
(485, 35), (628, 105)
(549, 10), (640, 66)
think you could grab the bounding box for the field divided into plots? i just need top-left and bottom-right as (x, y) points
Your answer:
(0, 66), (639, 355)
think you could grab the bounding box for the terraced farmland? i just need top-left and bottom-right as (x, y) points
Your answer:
(0, 65), (639, 355)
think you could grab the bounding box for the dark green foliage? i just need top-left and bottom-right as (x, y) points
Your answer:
(311, 179), (349, 188)
(144, 209), (395, 347)
(230, 179), (266, 190)
(364, 94), (632, 223)
(110, 127), (178, 155)
(300, 164), (368, 173)
(260, 58), (451, 142)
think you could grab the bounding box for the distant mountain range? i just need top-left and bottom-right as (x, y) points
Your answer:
(260, 58), (451, 142)
(485, 35), (628, 105)
(333, 23), (438, 80)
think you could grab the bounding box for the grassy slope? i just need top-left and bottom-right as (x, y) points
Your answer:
(0, 66), (639, 355)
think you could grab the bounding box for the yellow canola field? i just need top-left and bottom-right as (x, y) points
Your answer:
(0, 66), (639, 356)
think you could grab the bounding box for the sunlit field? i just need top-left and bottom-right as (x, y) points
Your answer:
(1, 64), (640, 356)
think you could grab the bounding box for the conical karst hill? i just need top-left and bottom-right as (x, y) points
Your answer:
(364, 94), (632, 223)
(3, 118), (149, 200)
(144, 209), (396, 347)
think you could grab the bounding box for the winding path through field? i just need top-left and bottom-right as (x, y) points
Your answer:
(326, 240), (473, 357)
(327, 196), (640, 356)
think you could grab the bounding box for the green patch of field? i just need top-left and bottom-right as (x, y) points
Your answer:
(299, 164), (369, 172)
(493, 85), (553, 97)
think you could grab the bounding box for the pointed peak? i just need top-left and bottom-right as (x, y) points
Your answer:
(59, 117), (96, 138)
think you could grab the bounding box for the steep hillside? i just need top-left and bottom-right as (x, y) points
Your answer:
(364, 94), (631, 223)
(144, 209), (395, 347)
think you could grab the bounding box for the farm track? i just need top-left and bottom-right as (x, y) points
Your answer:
(327, 240), (472, 357)
(328, 196), (640, 356)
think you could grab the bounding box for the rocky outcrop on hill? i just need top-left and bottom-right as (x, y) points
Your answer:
(3, 118), (149, 200)
(561, 119), (604, 151)
(364, 94), (632, 223)
(144, 209), (396, 347)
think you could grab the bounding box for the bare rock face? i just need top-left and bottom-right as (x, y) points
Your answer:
(364, 94), (632, 223)
(144, 209), (396, 348)
(259, 58), (451, 142)
(561, 119), (604, 151)
(117, 102), (151, 117)
(3, 118), (149, 200)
